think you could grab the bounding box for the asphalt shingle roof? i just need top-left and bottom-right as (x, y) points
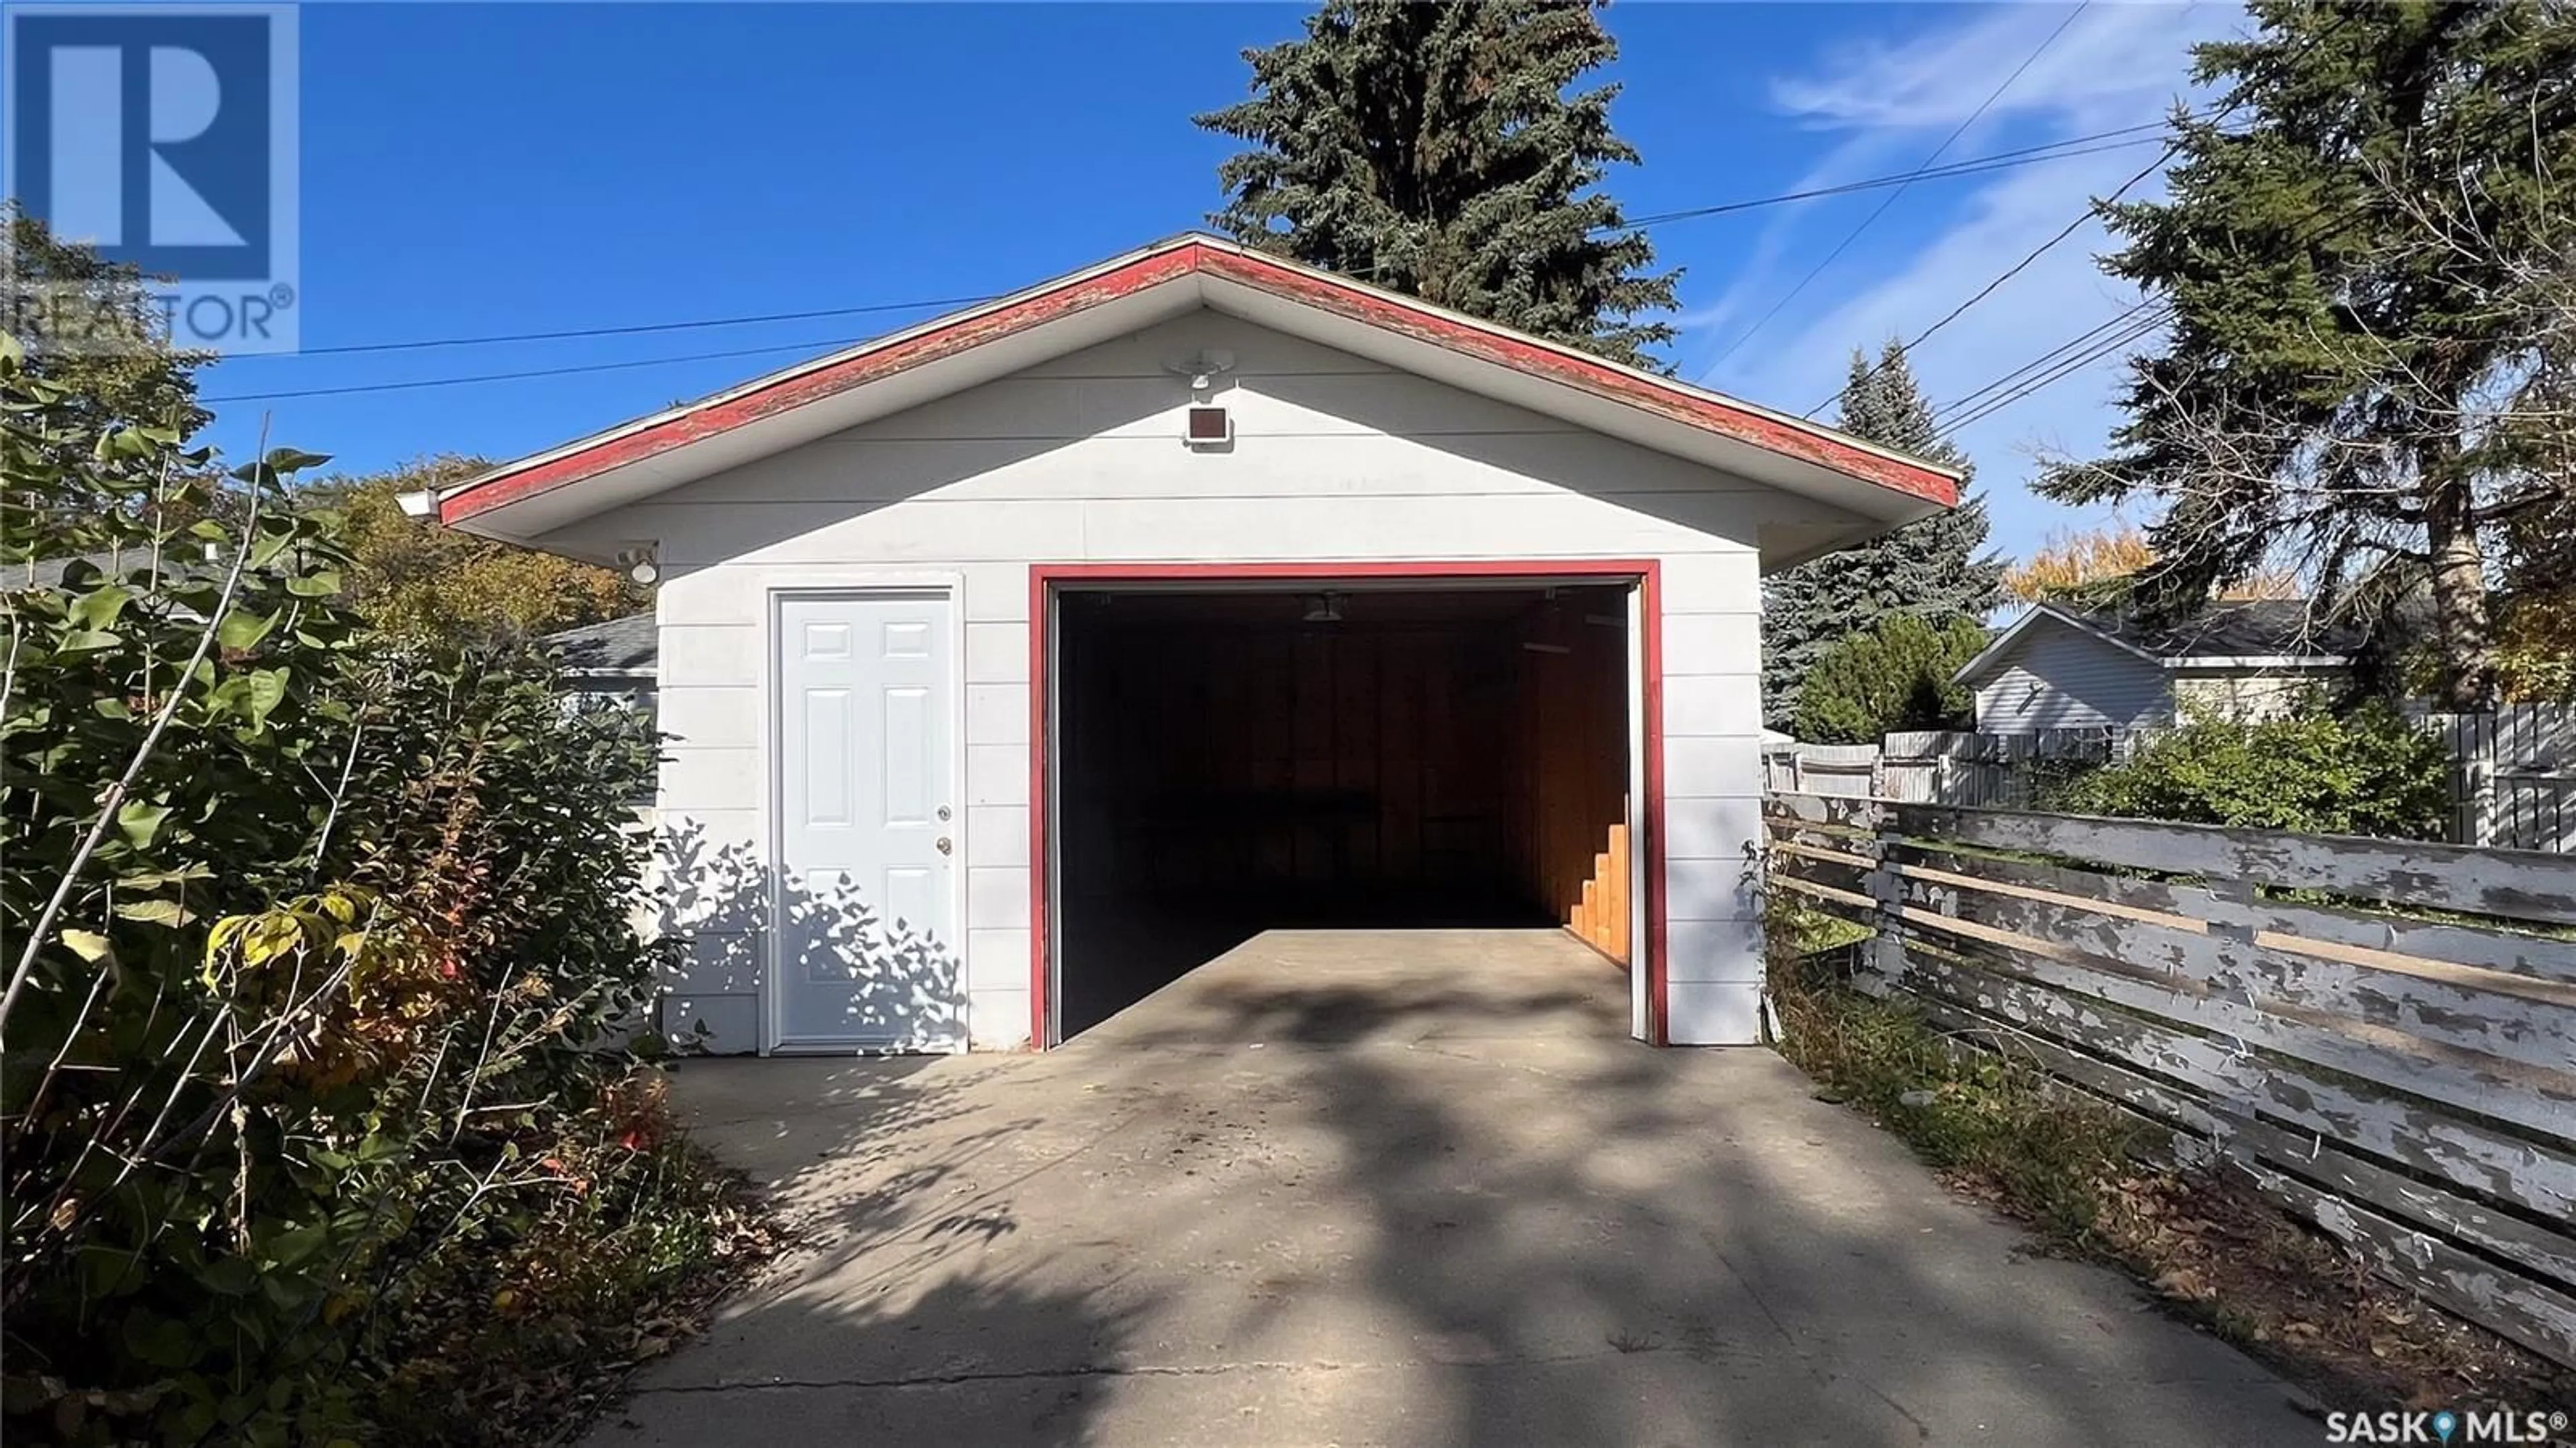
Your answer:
(543, 612), (655, 675)
(2066, 599), (2361, 660)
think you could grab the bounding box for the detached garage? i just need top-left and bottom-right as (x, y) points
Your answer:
(437, 234), (1959, 1053)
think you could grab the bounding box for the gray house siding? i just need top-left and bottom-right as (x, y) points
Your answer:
(1972, 624), (2171, 734)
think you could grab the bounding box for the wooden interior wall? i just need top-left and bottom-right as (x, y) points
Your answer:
(1061, 617), (1520, 906)
(1507, 593), (1632, 962)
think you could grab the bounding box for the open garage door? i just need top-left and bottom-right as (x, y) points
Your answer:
(1034, 572), (1653, 1045)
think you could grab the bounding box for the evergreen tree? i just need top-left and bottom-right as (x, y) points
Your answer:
(2039, 0), (2576, 708)
(1792, 614), (1988, 745)
(1196, 0), (1678, 366)
(1762, 342), (2004, 729)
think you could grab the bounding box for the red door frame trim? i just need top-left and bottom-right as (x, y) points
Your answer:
(1025, 560), (1668, 1049)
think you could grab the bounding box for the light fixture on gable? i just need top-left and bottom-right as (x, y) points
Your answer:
(616, 542), (659, 586)
(1165, 349), (1238, 450)
(1166, 348), (1237, 395)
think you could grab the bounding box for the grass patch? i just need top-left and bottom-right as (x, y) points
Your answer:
(1764, 896), (2143, 1248)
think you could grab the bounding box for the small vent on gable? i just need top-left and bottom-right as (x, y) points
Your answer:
(1185, 405), (1232, 450)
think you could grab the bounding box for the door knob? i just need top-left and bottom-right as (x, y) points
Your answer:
(936, 837), (953, 855)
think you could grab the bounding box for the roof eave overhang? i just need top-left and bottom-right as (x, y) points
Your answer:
(437, 234), (1962, 542)
(2164, 655), (2351, 670)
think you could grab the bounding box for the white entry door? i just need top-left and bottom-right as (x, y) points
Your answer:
(775, 592), (961, 1051)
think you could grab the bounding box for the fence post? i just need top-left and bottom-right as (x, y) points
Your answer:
(2455, 711), (2499, 849)
(1865, 799), (1907, 987)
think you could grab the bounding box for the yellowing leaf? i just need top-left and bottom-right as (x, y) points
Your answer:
(59, 929), (113, 963)
(112, 898), (192, 928)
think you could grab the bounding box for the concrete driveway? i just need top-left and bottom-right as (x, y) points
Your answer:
(590, 929), (2312, 1447)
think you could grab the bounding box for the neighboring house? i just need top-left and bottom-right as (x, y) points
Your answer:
(543, 611), (657, 701)
(1955, 601), (2356, 735)
(543, 611), (659, 811)
(433, 233), (1960, 1055)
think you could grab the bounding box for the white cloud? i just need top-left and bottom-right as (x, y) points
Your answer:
(1687, 1), (2248, 559)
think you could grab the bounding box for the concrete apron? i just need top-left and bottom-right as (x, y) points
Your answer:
(587, 929), (2311, 1447)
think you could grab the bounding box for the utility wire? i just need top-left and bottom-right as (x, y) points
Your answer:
(1933, 302), (2174, 436)
(1929, 301), (2159, 424)
(1623, 123), (2166, 229)
(1694, 1), (2092, 383)
(206, 334), (870, 403)
(268, 294), (998, 361)
(211, 117), (2182, 388)
(1804, 5), (2364, 424)
(1801, 138), (2171, 421)
(1923, 153), (2396, 439)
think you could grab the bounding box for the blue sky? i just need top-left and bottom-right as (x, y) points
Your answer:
(193, 1), (2241, 560)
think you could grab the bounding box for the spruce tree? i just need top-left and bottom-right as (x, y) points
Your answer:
(2039, 0), (2576, 707)
(1762, 342), (2004, 730)
(1196, 0), (1679, 367)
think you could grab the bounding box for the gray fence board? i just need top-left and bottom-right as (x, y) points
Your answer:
(1899, 845), (2576, 988)
(2245, 1160), (2576, 1367)
(1891, 803), (2576, 929)
(1902, 913), (2576, 1141)
(1768, 790), (2576, 1367)
(1894, 874), (2576, 1077)
(1893, 951), (2576, 1227)
(1915, 984), (2576, 1294)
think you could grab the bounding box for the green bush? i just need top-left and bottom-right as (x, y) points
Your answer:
(1791, 613), (1987, 743)
(0, 336), (739, 1445)
(2053, 703), (2451, 839)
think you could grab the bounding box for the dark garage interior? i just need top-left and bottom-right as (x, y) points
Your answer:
(1051, 582), (1635, 1040)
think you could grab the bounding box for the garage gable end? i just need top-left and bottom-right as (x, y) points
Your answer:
(530, 311), (1880, 572)
(438, 234), (1960, 548)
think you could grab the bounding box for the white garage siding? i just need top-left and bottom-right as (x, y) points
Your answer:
(1970, 619), (2174, 735)
(537, 311), (1870, 1052)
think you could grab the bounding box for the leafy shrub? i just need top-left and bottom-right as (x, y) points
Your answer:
(1791, 613), (1987, 743)
(305, 456), (645, 645)
(2052, 703), (2451, 839)
(0, 337), (740, 1445)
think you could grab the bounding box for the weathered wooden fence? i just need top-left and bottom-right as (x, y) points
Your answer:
(1878, 728), (2119, 807)
(2429, 703), (2576, 854)
(1762, 729), (2118, 807)
(1760, 740), (1880, 797)
(1763, 792), (2576, 1367)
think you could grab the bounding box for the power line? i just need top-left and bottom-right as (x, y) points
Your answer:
(1802, 140), (2176, 421)
(221, 121), (2178, 374)
(1694, 1), (2092, 382)
(205, 333), (869, 403)
(1923, 153), (2398, 439)
(1933, 302), (2173, 436)
(1803, 7), (2366, 425)
(199, 133), (2195, 405)
(230, 294), (998, 362)
(1929, 299), (2163, 425)
(1623, 123), (2167, 229)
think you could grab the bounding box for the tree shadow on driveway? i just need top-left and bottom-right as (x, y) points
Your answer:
(593, 932), (2311, 1446)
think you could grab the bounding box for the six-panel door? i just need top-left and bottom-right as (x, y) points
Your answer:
(775, 593), (962, 1049)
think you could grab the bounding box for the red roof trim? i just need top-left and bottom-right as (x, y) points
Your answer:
(1191, 248), (1957, 507)
(439, 238), (1958, 525)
